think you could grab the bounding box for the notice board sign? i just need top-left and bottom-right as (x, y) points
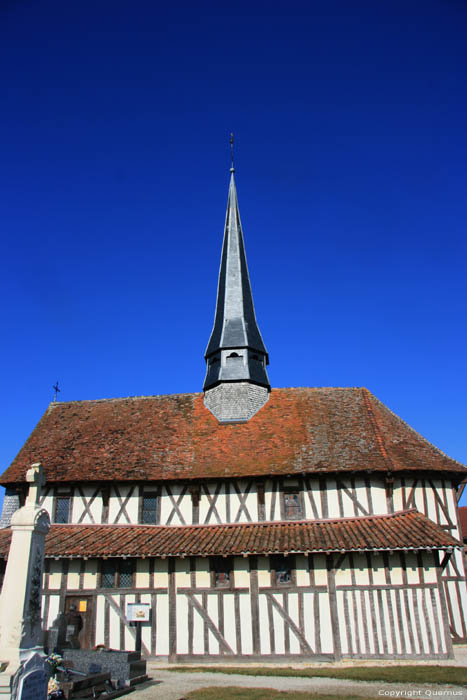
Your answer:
(126, 603), (150, 622)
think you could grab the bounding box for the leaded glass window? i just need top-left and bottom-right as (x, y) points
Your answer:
(101, 560), (115, 588)
(55, 496), (70, 524)
(142, 492), (158, 524)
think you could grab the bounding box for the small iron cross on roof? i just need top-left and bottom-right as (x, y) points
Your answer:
(53, 381), (60, 402)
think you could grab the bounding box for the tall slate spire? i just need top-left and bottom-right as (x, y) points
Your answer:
(203, 150), (270, 423)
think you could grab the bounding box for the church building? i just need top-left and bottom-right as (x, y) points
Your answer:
(1, 163), (466, 661)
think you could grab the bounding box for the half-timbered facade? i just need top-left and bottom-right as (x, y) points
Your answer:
(1, 167), (466, 661)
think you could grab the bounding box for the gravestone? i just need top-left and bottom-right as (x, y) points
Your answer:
(14, 654), (47, 700)
(0, 464), (50, 700)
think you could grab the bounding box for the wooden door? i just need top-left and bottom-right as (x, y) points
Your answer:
(64, 596), (94, 650)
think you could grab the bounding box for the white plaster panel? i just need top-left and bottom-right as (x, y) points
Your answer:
(258, 595), (270, 654)
(155, 594), (169, 655)
(207, 595), (219, 655)
(336, 591), (347, 654)
(176, 593), (189, 654)
(95, 596), (105, 646)
(108, 485), (138, 524)
(264, 480), (276, 521)
(288, 593), (300, 654)
(179, 491), (192, 525)
(124, 594), (135, 650)
(67, 560), (80, 590)
(446, 581), (462, 634)
(233, 557), (249, 588)
(304, 480), (322, 519)
(446, 485), (460, 535)
(136, 559), (150, 588)
(408, 589), (421, 654)
(257, 556), (270, 588)
(398, 590), (412, 654)
(433, 590), (446, 653)
(160, 484), (188, 526)
(175, 559), (190, 588)
(341, 488), (354, 517)
(388, 557), (403, 585)
(335, 559), (352, 586)
(41, 494), (54, 522)
(355, 478), (368, 512)
(303, 593), (315, 652)
(347, 591), (357, 654)
(109, 595), (121, 649)
(380, 590), (392, 655)
(319, 592), (333, 653)
(369, 554), (386, 585)
(154, 559), (168, 588)
(327, 481), (339, 518)
(353, 554), (369, 585)
(48, 560), (62, 590)
(192, 593), (204, 654)
(46, 595), (60, 629)
(84, 560), (98, 589)
(195, 558), (210, 588)
(295, 556), (309, 586)
(271, 593), (285, 653)
(392, 479), (403, 512)
(239, 594), (253, 654)
(405, 553), (419, 584)
(416, 589), (429, 654)
(314, 555), (327, 585)
(424, 588), (437, 653)
(371, 590), (384, 654)
(140, 594), (152, 654)
(223, 594), (237, 653)
(370, 484), (387, 515)
(354, 590), (366, 654)
(389, 589), (402, 654)
(363, 591), (375, 654)
(425, 485), (437, 523)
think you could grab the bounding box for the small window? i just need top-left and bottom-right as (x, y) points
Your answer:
(227, 352), (239, 358)
(142, 492), (158, 524)
(283, 491), (302, 520)
(271, 555), (292, 585)
(211, 556), (232, 588)
(101, 559), (134, 588)
(55, 496), (71, 524)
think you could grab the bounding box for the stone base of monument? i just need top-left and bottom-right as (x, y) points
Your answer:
(58, 671), (135, 699)
(62, 650), (148, 689)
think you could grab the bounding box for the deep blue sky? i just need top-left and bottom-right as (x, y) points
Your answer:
(1, 0), (466, 509)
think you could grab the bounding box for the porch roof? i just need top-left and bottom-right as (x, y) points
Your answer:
(0, 510), (461, 559)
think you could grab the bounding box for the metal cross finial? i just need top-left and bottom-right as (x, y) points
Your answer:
(229, 133), (235, 173)
(53, 381), (60, 402)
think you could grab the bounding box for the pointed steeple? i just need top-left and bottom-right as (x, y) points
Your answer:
(203, 148), (270, 423)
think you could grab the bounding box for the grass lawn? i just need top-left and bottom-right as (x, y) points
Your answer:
(170, 664), (467, 686)
(185, 688), (380, 700)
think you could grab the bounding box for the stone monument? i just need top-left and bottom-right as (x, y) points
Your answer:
(0, 463), (50, 699)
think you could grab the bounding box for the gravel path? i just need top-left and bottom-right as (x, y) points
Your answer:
(131, 668), (467, 700)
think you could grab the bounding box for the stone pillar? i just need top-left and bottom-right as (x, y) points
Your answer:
(0, 463), (50, 699)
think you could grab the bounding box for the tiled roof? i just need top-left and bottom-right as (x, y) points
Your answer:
(1, 388), (465, 484)
(459, 506), (467, 542)
(0, 511), (460, 559)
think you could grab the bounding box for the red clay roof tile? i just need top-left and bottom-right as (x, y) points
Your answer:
(0, 510), (460, 559)
(1, 388), (465, 485)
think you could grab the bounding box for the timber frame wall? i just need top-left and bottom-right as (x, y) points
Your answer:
(42, 550), (454, 660)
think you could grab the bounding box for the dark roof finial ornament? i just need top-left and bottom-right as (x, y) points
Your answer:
(53, 381), (60, 403)
(230, 133), (234, 173)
